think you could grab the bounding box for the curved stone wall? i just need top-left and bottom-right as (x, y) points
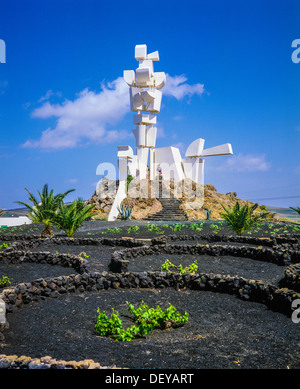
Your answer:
(0, 233), (299, 369)
(109, 243), (294, 273)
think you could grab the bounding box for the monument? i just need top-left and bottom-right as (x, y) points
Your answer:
(108, 44), (233, 221)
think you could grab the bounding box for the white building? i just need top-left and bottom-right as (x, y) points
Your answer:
(0, 216), (32, 227)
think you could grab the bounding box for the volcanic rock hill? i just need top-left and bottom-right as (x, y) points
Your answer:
(86, 177), (277, 222)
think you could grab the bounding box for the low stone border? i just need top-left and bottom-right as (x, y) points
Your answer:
(109, 243), (295, 273)
(285, 263), (300, 291)
(0, 234), (40, 242)
(0, 250), (89, 275)
(1, 270), (300, 317)
(1, 232), (299, 246)
(0, 354), (115, 369)
(0, 268), (300, 368)
(0, 237), (147, 278)
(0, 232), (299, 369)
(152, 234), (300, 247)
(1, 236), (146, 251)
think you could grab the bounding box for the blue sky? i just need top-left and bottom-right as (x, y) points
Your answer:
(0, 0), (299, 209)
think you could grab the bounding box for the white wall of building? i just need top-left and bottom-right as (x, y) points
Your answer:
(0, 217), (32, 227)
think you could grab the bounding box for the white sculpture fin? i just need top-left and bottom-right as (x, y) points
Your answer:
(147, 51), (159, 61)
(200, 143), (233, 157)
(117, 145), (134, 159)
(154, 72), (166, 89)
(124, 70), (135, 86)
(185, 138), (205, 158)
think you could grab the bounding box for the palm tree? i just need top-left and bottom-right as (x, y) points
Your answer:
(75, 197), (86, 211)
(220, 201), (269, 236)
(50, 200), (95, 238)
(0, 208), (5, 217)
(14, 184), (75, 237)
(290, 206), (300, 215)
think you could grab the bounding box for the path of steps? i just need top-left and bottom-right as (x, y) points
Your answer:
(146, 197), (187, 221)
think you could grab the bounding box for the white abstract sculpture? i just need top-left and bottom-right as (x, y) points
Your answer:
(107, 44), (233, 221)
(124, 44), (166, 182)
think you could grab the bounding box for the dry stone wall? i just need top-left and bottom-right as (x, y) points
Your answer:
(0, 233), (299, 369)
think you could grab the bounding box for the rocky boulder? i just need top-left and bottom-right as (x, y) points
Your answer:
(86, 177), (277, 221)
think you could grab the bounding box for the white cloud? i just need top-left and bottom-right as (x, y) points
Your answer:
(172, 115), (184, 121)
(216, 153), (271, 172)
(38, 89), (62, 103)
(163, 74), (205, 100)
(65, 178), (79, 184)
(23, 77), (130, 150)
(23, 74), (205, 150)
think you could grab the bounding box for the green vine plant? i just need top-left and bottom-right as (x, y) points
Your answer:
(161, 259), (198, 274)
(144, 223), (165, 234)
(145, 223), (160, 231)
(127, 225), (140, 234)
(101, 227), (121, 234)
(0, 242), (11, 249)
(169, 223), (187, 231)
(95, 301), (189, 342)
(78, 251), (90, 259)
(190, 222), (204, 232)
(0, 275), (11, 288)
(209, 223), (222, 234)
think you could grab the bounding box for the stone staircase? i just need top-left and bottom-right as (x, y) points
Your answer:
(146, 197), (187, 221)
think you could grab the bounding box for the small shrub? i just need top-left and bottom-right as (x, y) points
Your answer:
(79, 251), (90, 259)
(205, 209), (211, 220)
(0, 242), (11, 249)
(50, 200), (95, 238)
(95, 308), (139, 341)
(126, 174), (134, 193)
(169, 223), (187, 231)
(161, 259), (198, 274)
(95, 301), (189, 341)
(0, 275), (11, 288)
(190, 222), (203, 231)
(14, 184), (75, 237)
(144, 223), (165, 234)
(220, 201), (269, 236)
(127, 301), (189, 335)
(117, 204), (132, 220)
(106, 227), (121, 233)
(145, 223), (161, 232)
(127, 225), (140, 234)
(209, 223), (222, 234)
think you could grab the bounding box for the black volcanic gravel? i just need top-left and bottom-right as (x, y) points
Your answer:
(128, 254), (286, 287)
(25, 242), (286, 286)
(1, 288), (299, 369)
(0, 262), (77, 286)
(29, 243), (116, 272)
(0, 220), (299, 370)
